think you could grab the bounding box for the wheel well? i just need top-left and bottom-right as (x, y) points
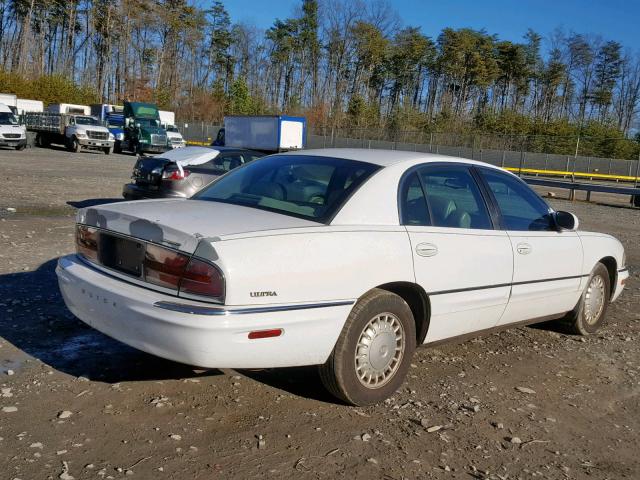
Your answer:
(376, 282), (430, 344)
(599, 256), (617, 296)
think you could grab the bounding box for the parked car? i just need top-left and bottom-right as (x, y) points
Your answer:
(122, 146), (265, 200)
(57, 149), (628, 405)
(0, 103), (26, 150)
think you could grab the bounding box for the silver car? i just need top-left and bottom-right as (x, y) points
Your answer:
(122, 146), (264, 200)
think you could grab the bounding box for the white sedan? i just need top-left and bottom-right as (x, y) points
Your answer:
(56, 149), (628, 405)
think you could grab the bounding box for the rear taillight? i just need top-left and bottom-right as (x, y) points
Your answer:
(162, 169), (190, 180)
(179, 258), (225, 298)
(76, 225), (98, 262)
(144, 244), (190, 289)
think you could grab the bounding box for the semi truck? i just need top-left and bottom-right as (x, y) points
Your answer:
(91, 104), (126, 153)
(120, 102), (169, 155)
(0, 103), (26, 150)
(158, 110), (186, 149)
(216, 115), (306, 151)
(24, 110), (114, 154)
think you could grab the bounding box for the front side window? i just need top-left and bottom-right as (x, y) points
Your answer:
(480, 168), (553, 231)
(194, 155), (380, 223)
(418, 166), (493, 230)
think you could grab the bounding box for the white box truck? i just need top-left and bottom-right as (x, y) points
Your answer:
(47, 103), (90, 115)
(0, 93), (18, 114)
(221, 115), (306, 151)
(159, 110), (185, 148)
(0, 103), (27, 150)
(16, 99), (44, 115)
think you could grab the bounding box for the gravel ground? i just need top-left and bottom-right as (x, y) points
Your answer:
(0, 147), (639, 480)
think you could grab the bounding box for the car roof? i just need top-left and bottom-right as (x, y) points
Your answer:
(279, 148), (500, 169)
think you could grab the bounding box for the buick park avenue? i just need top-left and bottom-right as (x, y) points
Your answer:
(56, 149), (628, 405)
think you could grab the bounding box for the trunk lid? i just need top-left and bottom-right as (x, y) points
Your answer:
(132, 156), (170, 185)
(78, 199), (319, 255)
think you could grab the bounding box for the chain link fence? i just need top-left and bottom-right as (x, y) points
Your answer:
(176, 121), (640, 183)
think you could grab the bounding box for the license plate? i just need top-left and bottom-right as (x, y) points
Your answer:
(99, 234), (145, 277)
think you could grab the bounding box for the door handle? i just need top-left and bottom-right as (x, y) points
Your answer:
(516, 243), (532, 255)
(416, 243), (438, 257)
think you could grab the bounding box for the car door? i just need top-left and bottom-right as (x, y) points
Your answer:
(476, 167), (583, 325)
(401, 164), (513, 343)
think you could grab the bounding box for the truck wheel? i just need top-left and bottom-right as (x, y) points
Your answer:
(633, 195), (640, 208)
(564, 263), (611, 335)
(114, 142), (122, 154)
(69, 137), (82, 153)
(319, 288), (416, 406)
(15, 144), (26, 151)
(36, 134), (49, 148)
(104, 146), (113, 155)
(135, 144), (144, 156)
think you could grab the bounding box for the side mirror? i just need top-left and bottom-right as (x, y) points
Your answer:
(554, 211), (579, 231)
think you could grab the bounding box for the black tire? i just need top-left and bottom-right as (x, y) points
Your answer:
(15, 144), (25, 151)
(319, 288), (416, 406)
(114, 142), (122, 154)
(104, 146), (113, 155)
(70, 137), (81, 153)
(135, 143), (143, 156)
(36, 134), (50, 148)
(565, 263), (611, 335)
(633, 195), (640, 208)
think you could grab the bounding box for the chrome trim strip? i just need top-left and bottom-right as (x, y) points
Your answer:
(618, 268), (628, 273)
(153, 300), (355, 316)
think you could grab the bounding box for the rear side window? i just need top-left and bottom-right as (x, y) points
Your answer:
(400, 172), (430, 226)
(480, 168), (553, 231)
(418, 166), (493, 230)
(202, 153), (244, 173)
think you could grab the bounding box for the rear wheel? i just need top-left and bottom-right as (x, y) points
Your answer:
(319, 289), (416, 406)
(565, 263), (611, 335)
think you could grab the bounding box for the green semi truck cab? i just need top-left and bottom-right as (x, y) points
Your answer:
(122, 102), (169, 155)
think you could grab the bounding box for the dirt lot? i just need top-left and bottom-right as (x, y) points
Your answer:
(0, 146), (639, 480)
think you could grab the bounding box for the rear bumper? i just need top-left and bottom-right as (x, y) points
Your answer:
(122, 182), (187, 200)
(56, 254), (351, 368)
(612, 268), (629, 302)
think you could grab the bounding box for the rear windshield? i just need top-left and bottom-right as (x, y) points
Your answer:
(193, 155), (380, 223)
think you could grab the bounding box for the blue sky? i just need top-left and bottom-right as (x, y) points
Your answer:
(221, 0), (639, 52)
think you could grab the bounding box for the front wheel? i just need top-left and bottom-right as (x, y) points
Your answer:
(15, 144), (26, 151)
(70, 137), (81, 153)
(565, 263), (611, 335)
(319, 289), (416, 406)
(104, 146), (113, 155)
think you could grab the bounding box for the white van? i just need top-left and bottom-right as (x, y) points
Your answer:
(0, 103), (26, 150)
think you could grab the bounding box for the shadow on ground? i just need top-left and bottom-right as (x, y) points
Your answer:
(0, 258), (221, 383)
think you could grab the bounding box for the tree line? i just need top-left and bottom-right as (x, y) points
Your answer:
(1, 0), (639, 152)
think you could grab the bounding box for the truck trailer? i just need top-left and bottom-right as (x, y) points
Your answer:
(24, 111), (114, 154)
(219, 115), (306, 151)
